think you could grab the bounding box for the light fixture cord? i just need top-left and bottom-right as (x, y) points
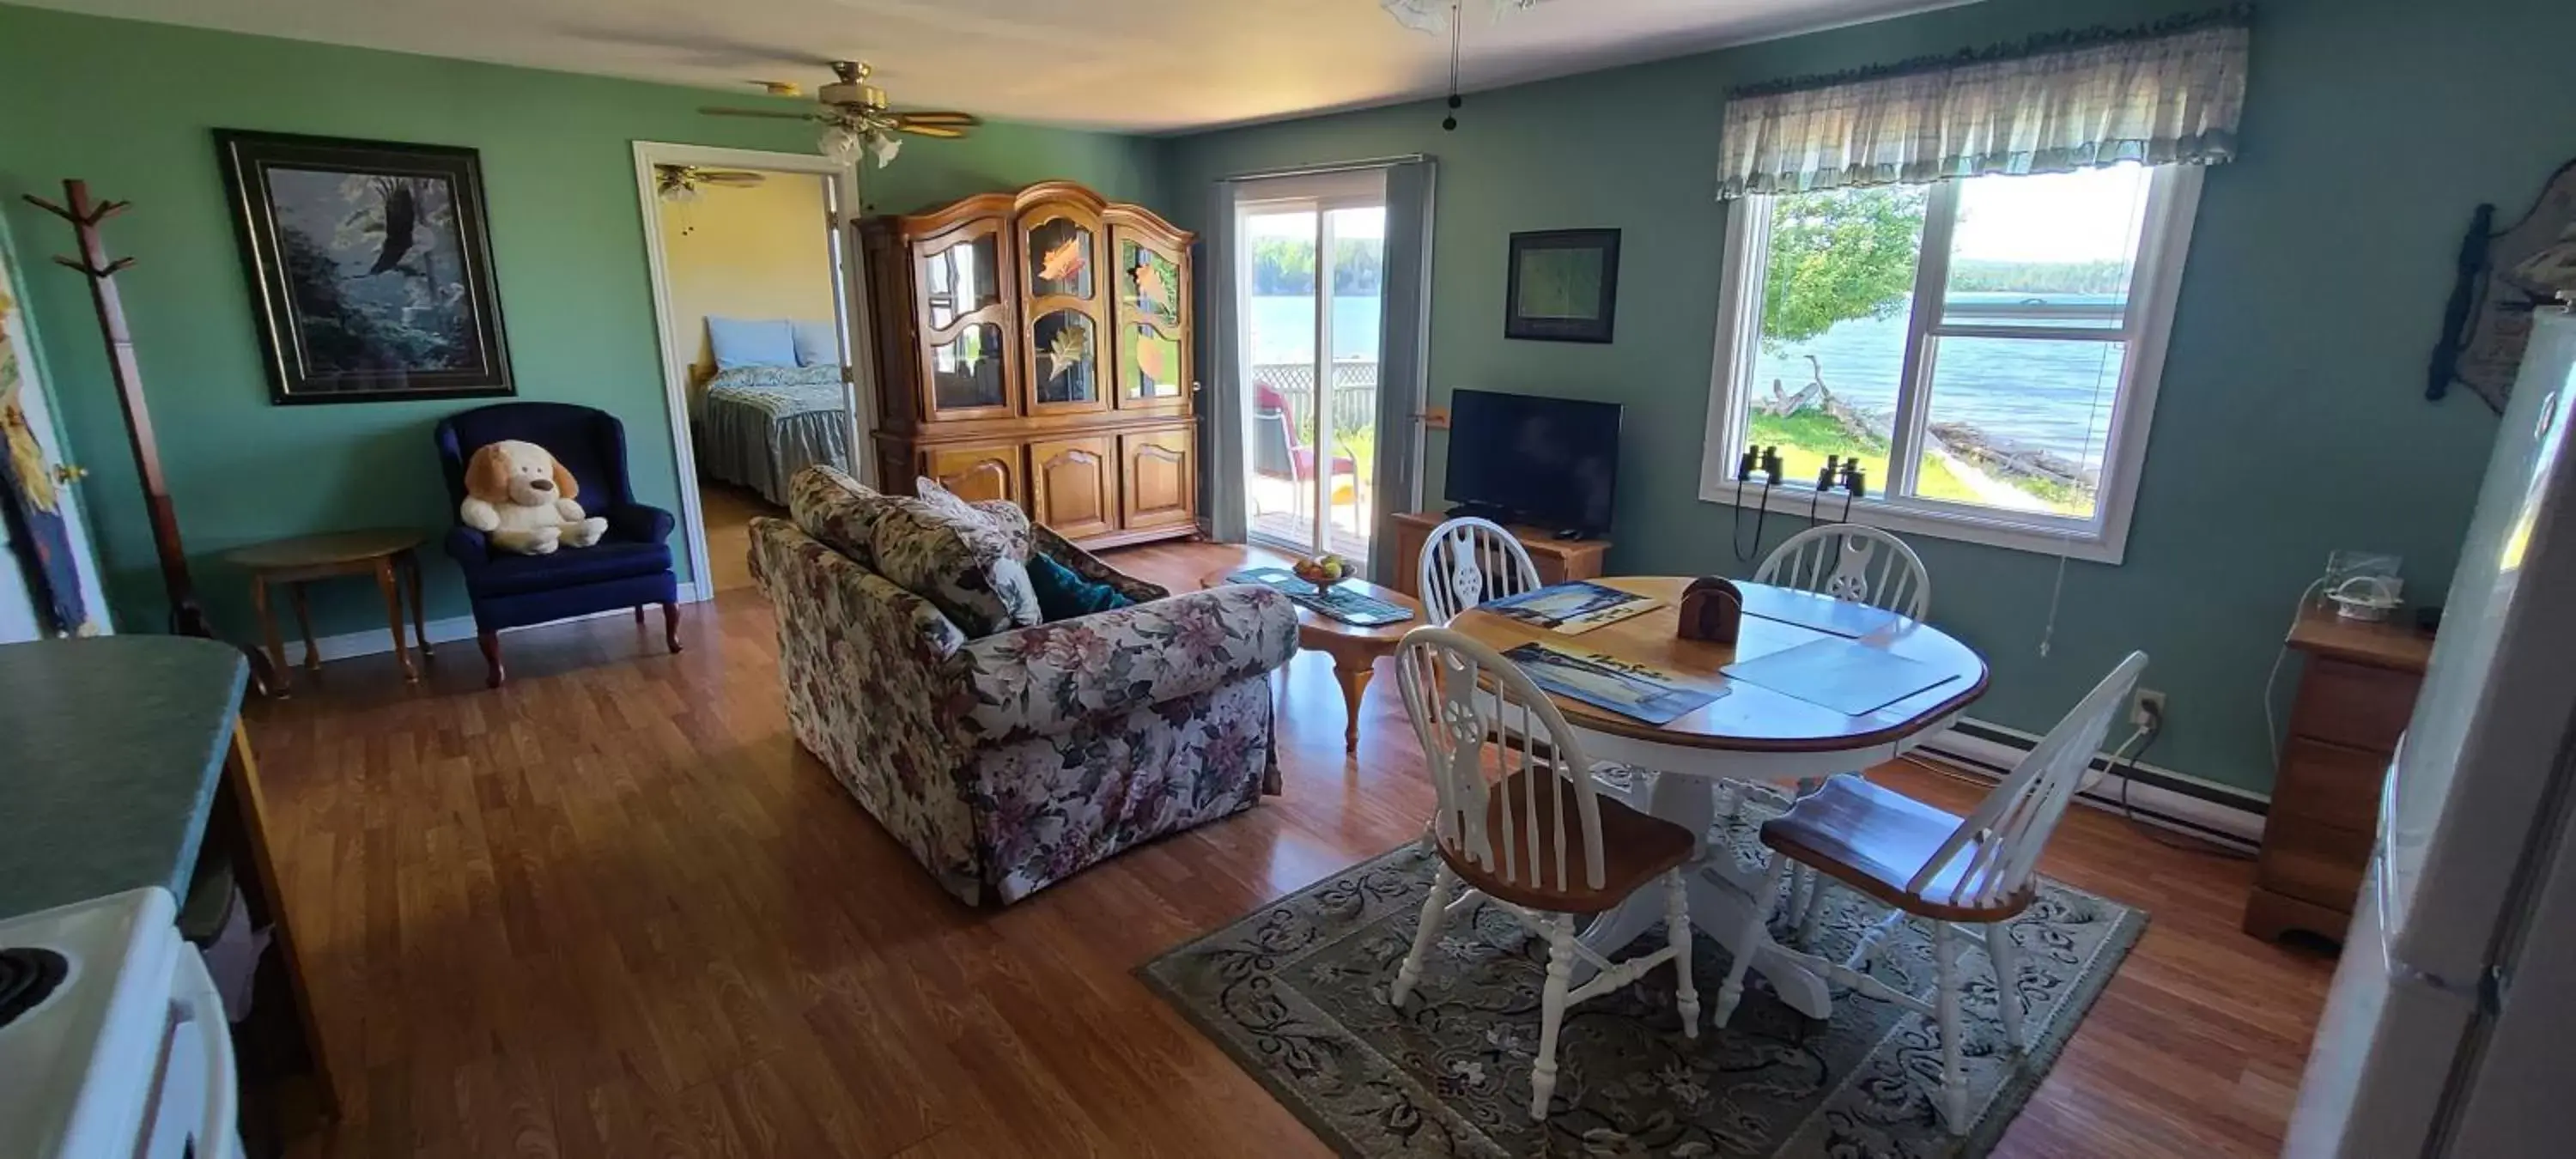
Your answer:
(1443, 0), (1462, 130)
(2037, 339), (2119, 659)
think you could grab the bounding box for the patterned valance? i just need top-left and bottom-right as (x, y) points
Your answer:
(1715, 8), (2251, 200)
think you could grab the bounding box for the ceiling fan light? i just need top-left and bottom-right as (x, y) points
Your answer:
(660, 179), (702, 203)
(1382, 0), (1448, 33)
(868, 130), (902, 168)
(818, 123), (866, 167)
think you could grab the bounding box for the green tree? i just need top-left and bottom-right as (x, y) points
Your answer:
(1759, 186), (1928, 349)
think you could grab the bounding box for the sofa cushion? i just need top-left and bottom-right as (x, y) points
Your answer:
(869, 479), (1042, 637)
(787, 466), (890, 567)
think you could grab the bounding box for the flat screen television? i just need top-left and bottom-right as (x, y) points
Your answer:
(1443, 388), (1621, 536)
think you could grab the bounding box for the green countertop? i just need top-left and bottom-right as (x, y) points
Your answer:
(0, 635), (250, 919)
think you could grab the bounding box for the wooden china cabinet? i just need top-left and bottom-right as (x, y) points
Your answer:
(860, 180), (1199, 548)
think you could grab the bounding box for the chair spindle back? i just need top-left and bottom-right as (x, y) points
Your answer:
(1395, 628), (1607, 893)
(1910, 652), (2147, 909)
(1754, 524), (1931, 620)
(1419, 517), (1543, 625)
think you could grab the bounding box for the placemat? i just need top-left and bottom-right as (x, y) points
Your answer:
(1722, 637), (1955, 715)
(1738, 584), (1905, 639)
(1502, 641), (1719, 725)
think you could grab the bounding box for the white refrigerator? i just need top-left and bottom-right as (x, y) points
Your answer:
(2285, 305), (2576, 1157)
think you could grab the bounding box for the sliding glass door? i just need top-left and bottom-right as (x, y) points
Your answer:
(1234, 174), (1387, 563)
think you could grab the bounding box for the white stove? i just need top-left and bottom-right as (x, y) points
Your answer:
(0, 887), (240, 1158)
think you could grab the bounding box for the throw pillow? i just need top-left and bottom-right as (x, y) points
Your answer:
(707, 317), (798, 370)
(969, 498), (1035, 561)
(867, 478), (1042, 636)
(791, 319), (839, 367)
(1027, 552), (1134, 622)
(787, 466), (889, 567)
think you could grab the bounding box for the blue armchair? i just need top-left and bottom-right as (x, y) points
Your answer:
(434, 402), (681, 687)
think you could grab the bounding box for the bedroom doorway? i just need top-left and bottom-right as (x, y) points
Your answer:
(634, 143), (871, 598)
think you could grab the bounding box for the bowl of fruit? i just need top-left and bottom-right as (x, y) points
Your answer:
(1291, 553), (1352, 597)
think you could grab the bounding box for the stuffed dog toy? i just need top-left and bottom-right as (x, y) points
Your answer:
(459, 440), (608, 555)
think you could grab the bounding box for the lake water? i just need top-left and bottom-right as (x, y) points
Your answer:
(1250, 292), (2119, 463)
(1250, 294), (1383, 363)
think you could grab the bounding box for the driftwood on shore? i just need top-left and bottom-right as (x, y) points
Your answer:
(1928, 422), (2096, 488)
(1753, 356), (2093, 490)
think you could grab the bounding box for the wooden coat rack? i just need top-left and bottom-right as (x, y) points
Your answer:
(24, 179), (274, 693)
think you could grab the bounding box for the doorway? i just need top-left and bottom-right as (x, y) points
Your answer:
(1232, 170), (1388, 565)
(634, 143), (872, 598)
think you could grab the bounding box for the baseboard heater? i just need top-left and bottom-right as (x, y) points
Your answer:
(1912, 719), (2269, 853)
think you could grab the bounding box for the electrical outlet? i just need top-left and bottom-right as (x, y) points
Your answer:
(2131, 688), (2166, 730)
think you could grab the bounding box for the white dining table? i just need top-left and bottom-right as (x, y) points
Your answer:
(1449, 576), (1990, 1018)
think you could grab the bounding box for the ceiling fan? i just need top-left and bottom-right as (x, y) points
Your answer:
(654, 164), (765, 202)
(702, 60), (980, 168)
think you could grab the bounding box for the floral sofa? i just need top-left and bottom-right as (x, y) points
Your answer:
(748, 469), (1299, 906)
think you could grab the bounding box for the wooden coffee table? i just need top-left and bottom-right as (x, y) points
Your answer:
(1201, 567), (1423, 753)
(226, 528), (429, 694)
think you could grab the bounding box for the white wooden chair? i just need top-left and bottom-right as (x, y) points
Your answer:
(1742, 522), (1935, 942)
(1713, 652), (2147, 1133)
(1753, 523), (1931, 618)
(1388, 628), (1700, 1121)
(1416, 516), (1543, 625)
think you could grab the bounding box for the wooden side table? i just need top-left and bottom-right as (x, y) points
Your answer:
(1202, 567), (1422, 753)
(225, 529), (429, 693)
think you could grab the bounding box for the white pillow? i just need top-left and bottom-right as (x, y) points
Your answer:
(707, 317), (797, 370)
(793, 319), (841, 367)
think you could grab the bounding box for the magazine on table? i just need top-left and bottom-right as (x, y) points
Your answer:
(1479, 581), (1663, 635)
(1502, 642), (1720, 725)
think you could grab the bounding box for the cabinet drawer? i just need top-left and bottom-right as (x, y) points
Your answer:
(2290, 658), (2420, 754)
(2254, 816), (2372, 910)
(2273, 737), (2388, 831)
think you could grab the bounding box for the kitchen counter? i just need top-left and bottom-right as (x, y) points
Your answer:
(0, 635), (249, 919)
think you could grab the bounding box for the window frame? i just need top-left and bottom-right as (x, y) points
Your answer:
(1696, 165), (2204, 565)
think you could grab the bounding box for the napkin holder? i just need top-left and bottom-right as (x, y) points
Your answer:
(1677, 576), (1744, 644)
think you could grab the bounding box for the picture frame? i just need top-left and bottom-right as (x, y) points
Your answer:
(1504, 228), (1620, 343)
(216, 130), (514, 404)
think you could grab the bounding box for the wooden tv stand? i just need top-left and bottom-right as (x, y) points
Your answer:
(1386, 510), (1611, 599)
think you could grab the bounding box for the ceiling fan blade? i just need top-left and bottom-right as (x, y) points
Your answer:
(704, 173), (769, 185)
(700, 106), (819, 121)
(896, 123), (971, 140)
(896, 111), (981, 127)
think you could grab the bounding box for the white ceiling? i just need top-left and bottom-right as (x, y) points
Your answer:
(21, 0), (1965, 133)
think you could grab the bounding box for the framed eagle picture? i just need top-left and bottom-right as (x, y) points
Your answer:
(216, 130), (514, 404)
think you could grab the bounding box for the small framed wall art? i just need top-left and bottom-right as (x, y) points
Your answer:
(1504, 228), (1620, 343)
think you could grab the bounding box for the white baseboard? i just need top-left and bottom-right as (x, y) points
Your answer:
(1913, 717), (2269, 851)
(284, 582), (704, 665)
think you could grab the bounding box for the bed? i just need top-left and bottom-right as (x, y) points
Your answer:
(696, 364), (853, 506)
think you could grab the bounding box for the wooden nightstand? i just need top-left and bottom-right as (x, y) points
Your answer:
(2244, 606), (2434, 944)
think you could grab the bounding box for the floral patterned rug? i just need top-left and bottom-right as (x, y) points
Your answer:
(1140, 824), (2144, 1158)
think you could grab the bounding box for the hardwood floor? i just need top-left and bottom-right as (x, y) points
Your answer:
(248, 540), (2336, 1158)
(696, 482), (781, 596)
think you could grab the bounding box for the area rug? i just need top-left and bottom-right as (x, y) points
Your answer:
(1140, 823), (2145, 1158)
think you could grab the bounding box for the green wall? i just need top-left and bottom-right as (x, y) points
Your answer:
(1163, 0), (2576, 794)
(0, 3), (1160, 640)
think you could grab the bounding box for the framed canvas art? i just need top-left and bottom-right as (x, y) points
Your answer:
(1504, 228), (1620, 343)
(216, 130), (514, 404)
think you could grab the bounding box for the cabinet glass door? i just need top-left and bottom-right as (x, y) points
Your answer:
(1111, 224), (1188, 411)
(1019, 205), (1108, 415)
(913, 221), (1017, 420)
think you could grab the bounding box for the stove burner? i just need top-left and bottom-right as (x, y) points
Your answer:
(0, 946), (70, 1029)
